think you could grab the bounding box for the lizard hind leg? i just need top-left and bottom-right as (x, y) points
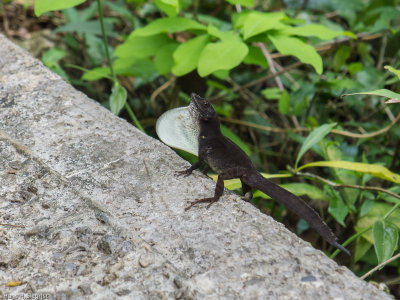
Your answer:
(184, 197), (219, 211)
(185, 174), (225, 211)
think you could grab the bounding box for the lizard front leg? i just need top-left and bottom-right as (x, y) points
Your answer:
(175, 160), (204, 177)
(185, 167), (248, 210)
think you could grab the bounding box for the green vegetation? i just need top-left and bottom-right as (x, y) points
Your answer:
(3, 0), (400, 295)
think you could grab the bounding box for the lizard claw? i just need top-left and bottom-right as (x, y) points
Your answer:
(175, 169), (192, 177)
(184, 197), (217, 211)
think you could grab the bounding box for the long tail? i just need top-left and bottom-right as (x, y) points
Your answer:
(243, 172), (350, 255)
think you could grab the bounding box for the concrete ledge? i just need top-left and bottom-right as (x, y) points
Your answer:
(0, 34), (391, 299)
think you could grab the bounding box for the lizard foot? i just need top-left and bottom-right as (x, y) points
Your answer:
(175, 169), (192, 177)
(184, 197), (217, 211)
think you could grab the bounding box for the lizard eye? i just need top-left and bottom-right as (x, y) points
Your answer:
(203, 101), (209, 106)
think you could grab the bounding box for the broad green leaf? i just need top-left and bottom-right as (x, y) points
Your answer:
(327, 186), (348, 226)
(356, 203), (400, 244)
(360, 199), (375, 217)
(42, 48), (65, 67)
(54, 19), (118, 37)
(155, 0), (181, 17)
(115, 34), (171, 58)
(34, 0), (86, 16)
(373, 221), (398, 265)
(243, 46), (268, 68)
(269, 34), (323, 74)
(81, 66), (111, 81)
(348, 62), (363, 75)
(298, 161), (400, 184)
(84, 34), (108, 66)
(154, 43), (179, 75)
(109, 82), (127, 115)
(262, 87), (282, 100)
(295, 123), (336, 169)
(212, 70), (229, 80)
(278, 90), (290, 115)
(343, 89), (400, 101)
(333, 45), (351, 72)
(220, 124), (251, 156)
(279, 183), (331, 201)
(385, 65), (400, 80)
(242, 12), (286, 40)
(356, 202), (400, 245)
(198, 39), (248, 77)
(281, 24), (355, 40)
(207, 26), (240, 42)
(172, 34), (211, 76)
(132, 17), (206, 37)
(355, 237), (372, 262)
(226, 0), (254, 6)
(253, 182), (329, 201)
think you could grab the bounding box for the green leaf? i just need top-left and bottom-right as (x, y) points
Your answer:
(298, 161), (400, 184)
(385, 65), (400, 80)
(211, 173), (293, 191)
(132, 17), (206, 37)
(242, 11), (286, 40)
(343, 89), (400, 101)
(327, 186), (348, 226)
(252, 181), (329, 201)
(262, 87), (282, 100)
(220, 125), (251, 156)
(348, 62), (363, 75)
(172, 34), (211, 76)
(373, 221), (398, 265)
(355, 237), (372, 262)
(280, 183), (331, 201)
(333, 45), (351, 72)
(81, 66), (111, 81)
(155, 0), (181, 17)
(110, 82), (127, 115)
(356, 202), (400, 244)
(42, 48), (65, 67)
(278, 90), (290, 115)
(115, 34), (171, 58)
(226, 0), (254, 6)
(281, 24), (355, 40)
(243, 46), (268, 68)
(54, 19), (118, 37)
(34, 0), (86, 16)
(269, 34), (323, 74)
(154, 43), (179, 75)
(295, 123), (336, 169)
(198, 38), (248, 77)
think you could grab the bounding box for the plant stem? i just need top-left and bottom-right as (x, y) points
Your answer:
(96, 0), (144, 132)
(97, 0), (116, 82)
(125, 102), (144, 132)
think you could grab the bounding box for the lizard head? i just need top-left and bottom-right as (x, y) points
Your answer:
(189, 93), (217, 121)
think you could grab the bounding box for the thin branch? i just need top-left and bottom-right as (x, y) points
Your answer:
(150, 80), (172, 109)
(254, 42), (284, 91)
(269, 32), (383, 60)
(220, 111), (400, 139)
(361, 252), (400, 280)
(297, 171), (400, 201)
(209, 62), (303, 102)
(377, 34), (388, 69)
(274, 61), (300, 89)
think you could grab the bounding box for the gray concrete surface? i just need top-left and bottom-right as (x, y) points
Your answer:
(0, 34), (392, 299)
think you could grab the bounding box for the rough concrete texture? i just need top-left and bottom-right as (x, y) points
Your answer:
(0, 34), (392, 299)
